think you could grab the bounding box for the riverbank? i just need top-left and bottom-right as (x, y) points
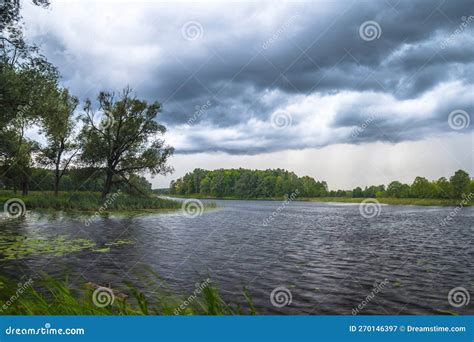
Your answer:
(0, 273), (255, 315)
(168, 194), (473, 206)
(0, 191), (182, 213)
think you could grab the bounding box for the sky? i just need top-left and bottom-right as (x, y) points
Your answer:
(22, 0), (473, 189)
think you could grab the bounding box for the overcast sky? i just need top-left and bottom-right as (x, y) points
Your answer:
(23, 0), (473, 189)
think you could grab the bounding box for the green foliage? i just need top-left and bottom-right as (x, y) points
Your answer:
(450, 170), (470, 198)
(0, 273), (255, 315)
(79, 87), (174, 198)
(0, 191), (181, 211)
(170, 168), (328, 198)
(170, 169), (472, 200)
(38, 88), (79, 194)
(1, 0), (59, 195)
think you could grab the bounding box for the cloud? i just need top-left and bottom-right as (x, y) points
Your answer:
(23, 0), (474, 154)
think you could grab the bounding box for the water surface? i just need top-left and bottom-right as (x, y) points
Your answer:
(1, 199), (473, 314)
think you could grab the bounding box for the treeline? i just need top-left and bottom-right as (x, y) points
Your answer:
(0, 1), (173, 198)
(0, 167), (154, 195)
(170, 168), (473, 199)
(170, 168), (328, 198)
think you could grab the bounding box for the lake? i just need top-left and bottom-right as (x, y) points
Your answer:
(1, 199), (473, 314)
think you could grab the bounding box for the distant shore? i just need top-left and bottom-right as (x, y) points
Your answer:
(167, 194), (473, 207)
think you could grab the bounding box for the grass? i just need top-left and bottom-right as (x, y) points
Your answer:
(0, 190), (183, 212)
(0, 272), (256, 315)
(169, 194), (473, 206)
(304, 197), (474, 206)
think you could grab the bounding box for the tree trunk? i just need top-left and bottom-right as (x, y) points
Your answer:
(54, 165), (60, 196)
(21, 180), (28, 196)
(102, 170), (114, 199)
(54, 142), (65, 196)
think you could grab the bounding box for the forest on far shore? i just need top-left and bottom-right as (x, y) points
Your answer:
(169, 168), (474, 200)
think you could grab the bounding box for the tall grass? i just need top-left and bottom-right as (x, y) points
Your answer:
(0, 191), (183, 212)
(0, 273), (256, 315)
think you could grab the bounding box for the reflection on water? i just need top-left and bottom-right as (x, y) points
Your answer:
(0, 200), (473, 314)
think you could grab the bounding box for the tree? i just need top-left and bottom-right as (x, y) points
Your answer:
(435, 177), (452, 199)
(39, 88), (79, 195)
(80, 87), (174, 198)
(1, 0), (59, 194)
(410, 176), (435, 198)
(383, 182), (410, 198)
(450, 170), (470, 198)
(352, 186), (363, 197)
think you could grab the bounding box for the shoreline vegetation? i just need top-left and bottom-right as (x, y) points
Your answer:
(168, 168), (474, 207)
(0, 273), (459, 316)
(0, 191), (182, 213)
(0, 273), (255, 315)
(167, 194), (474, 207)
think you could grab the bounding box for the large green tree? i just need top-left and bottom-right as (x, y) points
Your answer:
(450, 169), (470, 198)
(1, 0), (59, 194)
(38, 88), (79, 195)
(80, 87), (174, 198)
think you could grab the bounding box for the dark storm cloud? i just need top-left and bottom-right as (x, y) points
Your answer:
(26, 0), (474, 154)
